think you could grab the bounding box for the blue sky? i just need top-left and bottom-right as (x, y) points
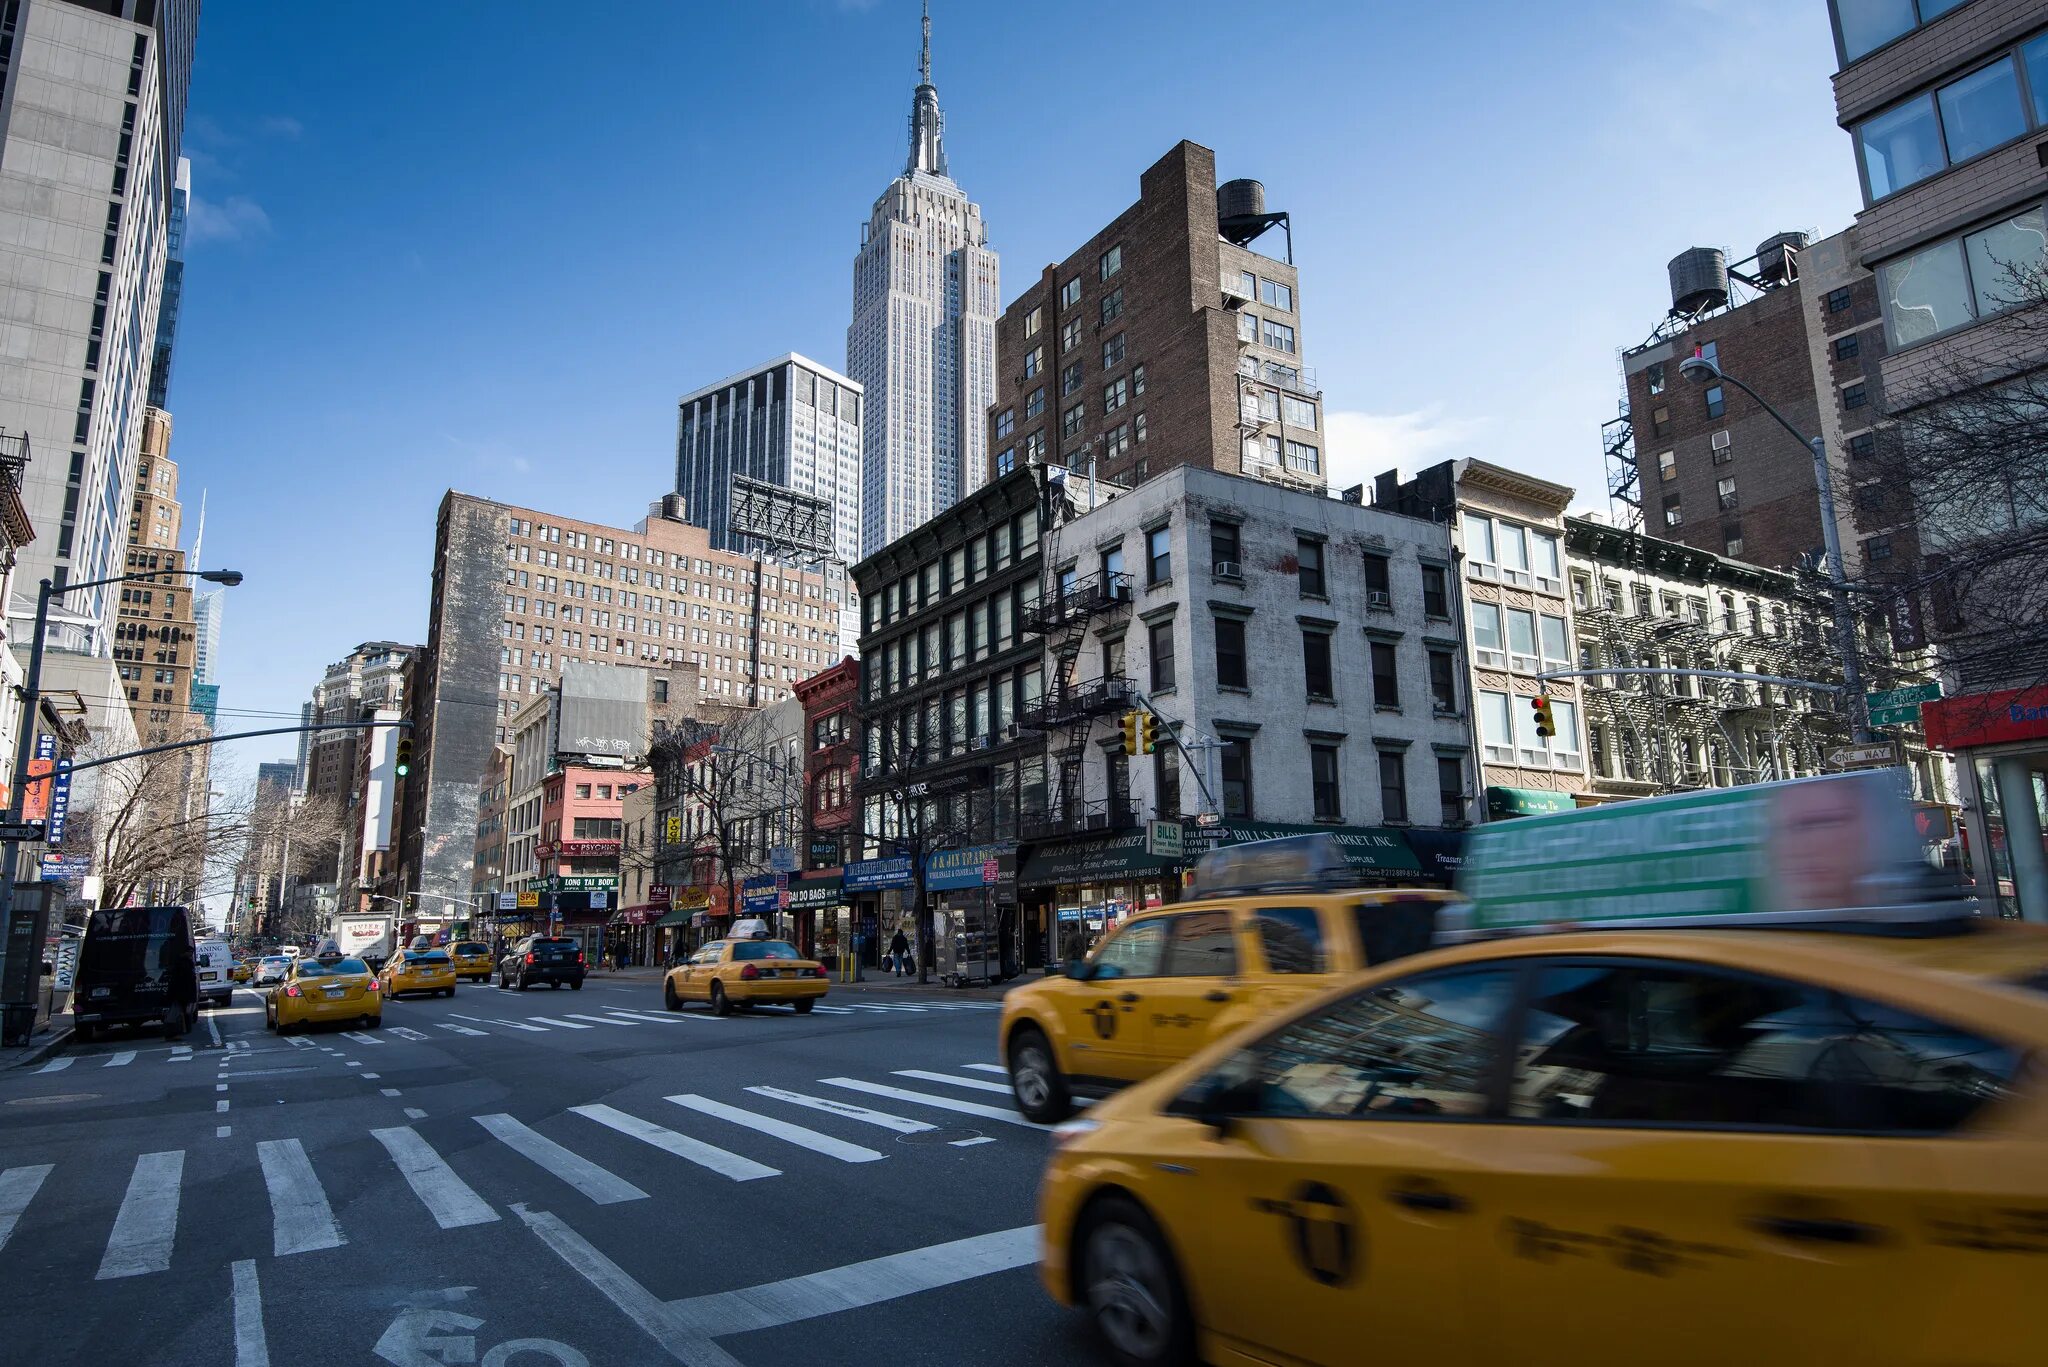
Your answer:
(173, 0), (1860, 781)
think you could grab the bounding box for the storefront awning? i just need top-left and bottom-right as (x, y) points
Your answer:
(1199, 821), (1422, 874)
(652, 906), (694, 928)
(1018, 831), (1181, 887)
(1485, 786), (1577, 819)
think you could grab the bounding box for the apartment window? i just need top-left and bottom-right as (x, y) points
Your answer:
(1866, 533), (1895, 561)
(1310, 744), (1341, 822)
(1102, 332), (1126, 369)
(1718, 476), (1738, 510)
(1371, 641), (1399, 709)
(1827, 286), (1854, 313)
(1297, 538), (1326, 597)
(1470, 602), (1504, 668)
(1282, 395), (1317, 429)
(1284, 441), (1320, 474)
(1261, 319), (1296, 353)
(1850, 431), (1877, 459)
(1103, 544), (1125, 581)
(1377, 751), (1408, 823)
(1104, 423), (1130, 461)
(1658, 449), (1676, 481)
(1023, 430), (1046, 463)
(1539, 613), (1570, 670)
(1154, 746), (1181, 819)
(1211, 521), (1241, 575)
(1704, 385), (1725, 419)
(1362, 552), (1391, 607)
(1061, 403), (1084, 439)
(1059, 276), (1081, 310)
(1647, 361), (1665, 395)
(1100, 289), (1124, 325)
(994, 408), (1015, 439)
(1025, 386), (1045, 418)
(1428, 650), (1458, 713)
(1238, 310), (1258, 343)
(1843, 383), (1868, 409)
(1060, 360), (1084, 397)
(1651, 406), (1670, 438)
(1437, 756), (1465, 823)
(1302, 630), (1334, 701)
(995, 447), (1015, 476)
(1663, 494), (1684, 528)
(1022, 347), (1042, 380)
(1259, 278), (1293, 311)
(1881, 205), (2047, 346)
(1132, 365), (1146, 396)
(1860, 53), (2028, 205)
(1023, 306), (1041, 338)
(1835, 334), (1861, 361)
(1220, 736), (1253, 818)
(1478, 689), (1514, 763)
(1421, 564), (1449, 618)
(1148, 619), (1176, 690)
(1099, 244), (1123, 280)
(1104, 377), (1128, 412)
(1215, 617), (1248, 689)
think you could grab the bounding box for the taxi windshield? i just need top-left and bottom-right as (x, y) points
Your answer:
(293, 958), (366, 977)
(731, 941), (802, 961)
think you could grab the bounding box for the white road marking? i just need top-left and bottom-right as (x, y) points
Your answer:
(840, 1003), (928, 1013)
(346, 1062), (362, 1068)
(97, 1149), (184, 1279)
(949, 1136), (997, 1148)
(362, 1073), (380, 1079)
(217, 1126), (232, 1139)
(340, 1031), (385, 1045)
(452, 1013), (546, 1032)
(892, 1068), (1014, 1095)
(476, 1114), (648, 1205)
(809, 1005), (854, 1014)
(515, 1205), (733, 1367)
(405, 1108), (428, 1120)
(207, 1014), (222, 1048)
(36, 1057), (72, 1073)
(0, 1164), (53, 1254)
(961, 1063), (1006, 1074)
(284, 1037), (311, 1049)
(380, 1088), (402, 1097)
(216, 1100), (230, 1113)
(605, 1009), (707, 1025)
(256, 1139), (344, 1256)
(570, 1104), (779, 1182)
(435, 1022), (488, 1036)
(170, 1046), (193, 1062)
(667, 1095), (884, 1164)
(563, 1013), (638, 1027)
(232, 1259), (270, 1367)
(667, 1223), (1041, 1339)
(105, 1050), (136, 1067)
(216, 1083), (228, 1093)
(526, 1017), (592, 1030)
(371, 1126), (497, 1229)
(743, 1086), (934, 1134)
(389, 1026), (431, 1040)
(818, 1077), (1046, 1129)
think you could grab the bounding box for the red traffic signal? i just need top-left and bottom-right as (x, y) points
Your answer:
(1530, 695), (1556, 739)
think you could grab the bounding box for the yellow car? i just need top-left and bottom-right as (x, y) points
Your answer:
(1003, 838), (1460, 1121)
(379, 949), (458, 999)
(1037, 916), (2048, 1367)
(266, 951), (380, 1033)
(449, 940), (494, 982)
(229, 958), (253, 983)
(663, 938), (829, 1015)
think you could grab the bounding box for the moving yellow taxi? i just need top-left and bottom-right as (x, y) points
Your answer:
(1036, 911), (2048, 1366)
(449, 940), (494, 982)
(229, 958), (253, 983)
(379, 948), (458, 999)
(663, 938), (829, 1015)
(266, 951), (380, 1033)
(1002, 839), (1459, 1122)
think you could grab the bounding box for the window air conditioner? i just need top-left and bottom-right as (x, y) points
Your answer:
(1711, 430), (1731, 452)
(1214, 560), (1241, 578)
(1368, 591), (1392, 610)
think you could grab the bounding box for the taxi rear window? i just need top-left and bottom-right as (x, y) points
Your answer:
(408, 952), (451, 965)
(1352, 895), (1440, 966)
(294, 959), (366, 977)
(456, 943), (489, 954)
(732, 941), (802, 961)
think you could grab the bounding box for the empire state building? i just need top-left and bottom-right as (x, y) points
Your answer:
(846, 4), (998, 558)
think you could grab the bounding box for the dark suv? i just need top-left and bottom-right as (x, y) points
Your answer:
(499, 936), (585, 991)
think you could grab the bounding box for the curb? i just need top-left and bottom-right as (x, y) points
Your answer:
(5, 1024), (73, 1071)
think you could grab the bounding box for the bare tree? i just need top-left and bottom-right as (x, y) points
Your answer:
(1862, 251), (2048, 712)
(648, 703), (801, 931)
(236, 791), (354, 942)
(60, 717), (248, 911)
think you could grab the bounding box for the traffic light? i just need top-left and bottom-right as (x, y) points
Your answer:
(1531, 695), (1556, 739)
(1120, 711), (1158, 756)
(1119, 712), (1141, 756)
(395, 736), (414, 777)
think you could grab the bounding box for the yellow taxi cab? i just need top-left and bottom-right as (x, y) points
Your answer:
(662, 937), (829, 1015)
(266, 946), (380, 1034)
(379, 948), (458, 999)
(449, 940), (494, 982)
(1035, 783), (2048, 1367)
(1001, 837), (1459, 1122)
(229, 957), (253, 983)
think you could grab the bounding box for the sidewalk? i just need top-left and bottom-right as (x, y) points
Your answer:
(1, 1019), (72, 1071)
(589, 963), (1043, 1002)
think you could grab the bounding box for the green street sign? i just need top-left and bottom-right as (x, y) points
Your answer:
(1866, 683), (1941, 711)
(1869, 703), (1925, 727)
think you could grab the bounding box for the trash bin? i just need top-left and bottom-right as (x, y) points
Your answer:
(1, 1002), (37, 1047)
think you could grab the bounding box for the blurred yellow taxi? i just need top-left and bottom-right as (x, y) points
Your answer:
(662, 938), (828, 1015)
(1002, 837), (1459, 1121)
(266, 949), (380, 1034)
(229, 958), (252, 983)
(449, 940), (494, 982)
(380, 948), (458, 999)
(1037, 785), (2048, 1367)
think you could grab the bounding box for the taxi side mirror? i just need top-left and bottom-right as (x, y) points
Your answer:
(1174, 1068), (1262, 1138)
(1061, 957), (1092, 982)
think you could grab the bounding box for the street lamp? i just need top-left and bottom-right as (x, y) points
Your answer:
(0, 567), (243, 1035)
(1675, 353), (1873, 741)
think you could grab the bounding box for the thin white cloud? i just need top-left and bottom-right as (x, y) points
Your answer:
(186, 194), (271, 244)
(1322, 407), (1492, 491)
(256, 114), (304, 139)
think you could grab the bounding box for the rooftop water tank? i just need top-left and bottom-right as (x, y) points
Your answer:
(1668, 247), (1730, 315)
(1755, 231), (1809, 285)
(1218, 178), (1266, 224)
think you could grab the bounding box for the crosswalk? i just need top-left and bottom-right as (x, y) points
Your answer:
(0, 1062), (1031, 1280)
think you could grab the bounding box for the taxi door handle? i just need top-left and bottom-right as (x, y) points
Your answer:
(1751, 1215), (1885, 1246)
(1203, 990), (1231, 1003)
(1118, 992), (1140, 1003)
(1388, 1186), (1468, 1214)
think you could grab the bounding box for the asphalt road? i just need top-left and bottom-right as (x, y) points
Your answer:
(0, 978), (1102, 1367)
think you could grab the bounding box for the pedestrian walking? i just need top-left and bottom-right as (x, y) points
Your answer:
(889, 927), (910, 977)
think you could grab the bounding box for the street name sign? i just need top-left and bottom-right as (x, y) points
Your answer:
(1866, 682), (1941, 727)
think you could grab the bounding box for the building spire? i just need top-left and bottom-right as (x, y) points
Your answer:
(906, 0), (947, 176)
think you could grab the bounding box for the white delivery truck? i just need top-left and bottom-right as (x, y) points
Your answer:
(334, 914), (396, 970)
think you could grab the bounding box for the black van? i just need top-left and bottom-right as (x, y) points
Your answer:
(72, 905), (199, 1040)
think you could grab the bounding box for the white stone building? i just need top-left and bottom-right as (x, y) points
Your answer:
(846, 6), (998, 558)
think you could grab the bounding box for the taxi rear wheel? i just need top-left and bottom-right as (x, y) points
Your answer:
(1078, 1195), (1195, 1367)
(793, 999), (815, 1014)
(1008, 1027), (1073, 1124)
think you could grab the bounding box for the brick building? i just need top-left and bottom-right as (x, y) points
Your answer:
(402, 492), (845, 906)
(983, 141), (1321, 493)
(114, 408), (200, 729)
(796, 657), (859, 872)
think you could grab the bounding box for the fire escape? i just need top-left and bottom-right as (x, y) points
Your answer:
(1016, 556), (1135, 840)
